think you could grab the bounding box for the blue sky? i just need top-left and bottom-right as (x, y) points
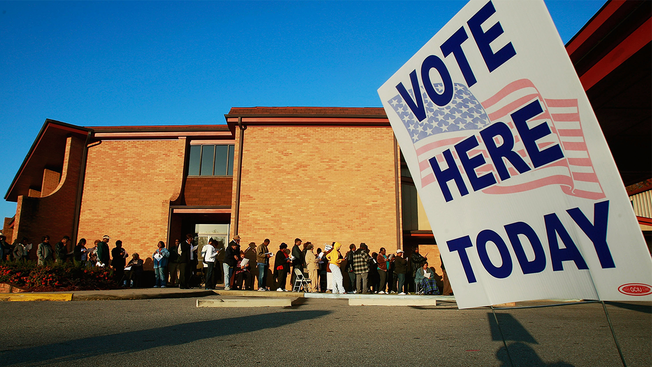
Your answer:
(0, 0), (606, 220)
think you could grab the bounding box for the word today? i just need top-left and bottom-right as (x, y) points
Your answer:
(447, 200), (614, 283)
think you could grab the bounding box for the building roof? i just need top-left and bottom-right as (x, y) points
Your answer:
(566, 0), (651, 186)
(5, 121), (233, 202)
(226, 106), (387, 118)
(224, 106), (390, 134)
(5, 119), (90, 202)
(88, 124), (231, 140)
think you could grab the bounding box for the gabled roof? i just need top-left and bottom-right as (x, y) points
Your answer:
(5, 121), (235, 202)
(5, 119), (90, 202)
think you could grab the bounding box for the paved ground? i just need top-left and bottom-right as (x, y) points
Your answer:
(0, 291), (649, 367)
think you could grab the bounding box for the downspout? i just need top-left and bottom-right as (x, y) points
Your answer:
(71, 130), (93, 245)
(233, 117), (245, 235)
(394, 136), (403, 251)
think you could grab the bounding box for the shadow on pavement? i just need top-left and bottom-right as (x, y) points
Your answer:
(488, 313), (575, 367)
(0, 310), (331, 366)
(605, 301), (652, 314)
(488, 313), (538, 344)
(496, 342), (574, 367)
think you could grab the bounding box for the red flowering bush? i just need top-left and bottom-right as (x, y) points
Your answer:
(0, 261), (118, 292)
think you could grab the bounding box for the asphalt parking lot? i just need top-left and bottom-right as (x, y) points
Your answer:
(0, 296), (649, 367)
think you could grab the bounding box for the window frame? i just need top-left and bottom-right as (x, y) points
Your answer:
(187, 143), (235, 177)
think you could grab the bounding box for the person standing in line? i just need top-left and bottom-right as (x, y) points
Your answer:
(87, 240), (99, 266)
(345, 243), (356, 293)
(13, 237), (32, 262)
(377, 248), (389, 294)
(256, 239), (272, 291)
(410, 248), (427, 292)
(177, 234), (192, 289)
(97, 235), (110, 267)
(37, 235), (54, 266)
(188, 235), (199, 287)
(111, 240), (128, 284)
(201, 239), (218, 290)
(326, 242), (346, 294)
(440, 255), (453, 295)
(74, 238), (88, 266)
(387, 252), (396, 293)
(223, 236), (240, 290)
(188, 234), (199, 287)
(304, 242), (319, 293)
(0, 234), (14, 261)
(317, 248), (328, 292)
(153, 241), (170, 288)
(55, 236), (70, 264)
(167, 239), (181, 287)
(353, 243), (371, 293)
(410, 247), (428, 292)
(244, 242), (257, 266)
(393, 249), (408, 295)
(274, 243), (291, 291)
(368, 252), (379, 293)
(290, 238), (304, 286)
(243, 242), (257, 288)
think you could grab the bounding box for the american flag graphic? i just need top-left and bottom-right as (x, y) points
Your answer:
(388, 79), (605, 200)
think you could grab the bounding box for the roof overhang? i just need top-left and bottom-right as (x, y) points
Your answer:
(5, 119), (91, 202)
(224, 107), (390, 134)
(566, 0), (651, 186)
(87, 124), (233, 140)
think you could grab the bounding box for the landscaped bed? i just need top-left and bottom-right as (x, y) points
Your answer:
(0, 261), (118, 292)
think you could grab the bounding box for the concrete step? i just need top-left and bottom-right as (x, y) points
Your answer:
(196, 297), (295, 308)
(349, 297), (437, 307)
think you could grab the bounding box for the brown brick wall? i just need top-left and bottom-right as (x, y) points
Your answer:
(77, 139), (185, 268)
(41, 169), (61, 197)
(2, 217), (14, 246)
(232, 125), (400, 255)
(12, 136), (84, 257)
(183, 176), (233, 206)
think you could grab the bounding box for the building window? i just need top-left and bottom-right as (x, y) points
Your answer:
(188, 144), (234, 176)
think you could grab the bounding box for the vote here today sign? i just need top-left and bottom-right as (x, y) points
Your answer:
(378, 0), (652, 309)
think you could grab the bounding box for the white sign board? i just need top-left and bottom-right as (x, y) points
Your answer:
(378, 0), (652, 308)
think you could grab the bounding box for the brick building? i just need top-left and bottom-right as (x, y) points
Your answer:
(3, 0), (650, 279)
(4, 108), (411, 271)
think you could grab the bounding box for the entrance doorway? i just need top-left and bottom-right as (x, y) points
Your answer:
(195, 223), (229, 254)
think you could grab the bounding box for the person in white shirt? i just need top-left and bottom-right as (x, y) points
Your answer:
(202, 239), (219, 290)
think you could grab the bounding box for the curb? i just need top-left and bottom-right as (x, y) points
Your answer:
(0, 293), (73, 302)
(71, 290), (216, 301)
(215, 289), (306, 298)
(0, 289), (215, 302)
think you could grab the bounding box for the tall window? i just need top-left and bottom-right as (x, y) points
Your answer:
(188, 144), (235, 176)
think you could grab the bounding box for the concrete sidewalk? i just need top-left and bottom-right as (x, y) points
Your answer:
(0, 286), (457, 304)
(0, 287), (215, 302)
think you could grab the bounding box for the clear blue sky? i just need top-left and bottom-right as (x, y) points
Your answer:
(0, 0), (606, 220)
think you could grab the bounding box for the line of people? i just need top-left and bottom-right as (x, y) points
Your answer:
(2, 231), (450, 295)
(199, 236), (447, 295)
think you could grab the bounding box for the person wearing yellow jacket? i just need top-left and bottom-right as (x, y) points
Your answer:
(326, 242), (346, 294)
